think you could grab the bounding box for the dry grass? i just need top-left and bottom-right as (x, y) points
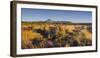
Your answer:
(21, 22), (92, 49)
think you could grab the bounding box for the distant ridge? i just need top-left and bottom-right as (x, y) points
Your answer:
(45, 19), (72, 23)
(22, 19), (92, 25)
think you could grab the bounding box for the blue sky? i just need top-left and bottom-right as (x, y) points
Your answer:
(21, 8), (92, 23)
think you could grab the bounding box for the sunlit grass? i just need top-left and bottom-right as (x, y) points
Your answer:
(21, 22), (92, 49)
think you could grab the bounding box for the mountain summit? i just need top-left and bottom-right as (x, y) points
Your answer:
(46, 19), (54, 22)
